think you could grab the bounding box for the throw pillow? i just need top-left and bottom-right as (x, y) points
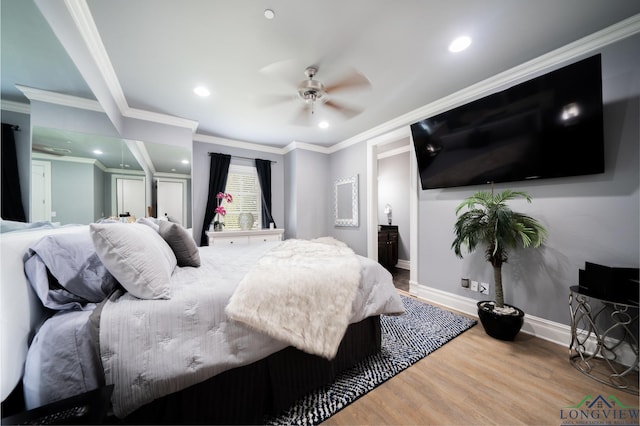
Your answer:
(158, 221), (201, 267)
(90, 223), (177, 300)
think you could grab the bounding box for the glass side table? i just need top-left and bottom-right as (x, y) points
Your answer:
(569, 286), (639, 394)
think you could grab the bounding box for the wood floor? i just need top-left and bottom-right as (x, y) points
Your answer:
(323, 292), (639, 425)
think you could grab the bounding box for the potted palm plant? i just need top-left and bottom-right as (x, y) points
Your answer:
(452, 189), (547, 340)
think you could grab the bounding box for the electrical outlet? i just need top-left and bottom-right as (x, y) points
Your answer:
(470, 280), (479, 292)
(479, 281), (490, 295)
(461, 278), (470, 288)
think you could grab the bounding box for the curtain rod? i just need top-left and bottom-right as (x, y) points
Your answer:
(208, 152), (277, 164)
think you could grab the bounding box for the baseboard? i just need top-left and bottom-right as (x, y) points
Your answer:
(395, 259), (410, 270)
(408, 282), (637, 367)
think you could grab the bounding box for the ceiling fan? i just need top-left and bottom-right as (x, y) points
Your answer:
(259, 64), (372, 125)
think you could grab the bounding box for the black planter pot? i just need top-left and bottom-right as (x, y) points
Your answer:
(477, 301), (525, 341)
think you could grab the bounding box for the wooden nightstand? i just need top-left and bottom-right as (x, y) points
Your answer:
(378, 225), (398, 271)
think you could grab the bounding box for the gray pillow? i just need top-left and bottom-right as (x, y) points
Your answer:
(90, 223), (176, 300)
(24, 231), (118, 310)
(158, 221), (201, 267)
(136, 217), (160, 232)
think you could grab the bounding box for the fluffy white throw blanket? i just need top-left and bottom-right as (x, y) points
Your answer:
(225, 238), (361, 359)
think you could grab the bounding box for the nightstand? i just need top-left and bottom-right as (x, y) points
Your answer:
(206, 228), (284, 246)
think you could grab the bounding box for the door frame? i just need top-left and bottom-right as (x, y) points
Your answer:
(366, 126), (418, 289)
(31, 160), (52, 222)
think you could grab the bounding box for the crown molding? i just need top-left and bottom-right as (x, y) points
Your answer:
(193, 133), (285, 155)
(336, 13), (640, 150)
(125, 107), (199, 132)
(63, 0), (199, 132)
(31, 151), (107, 171)
(283, 141), (330, 155)
(0, 100), (30, 114)
(16, 85), (103, 112)
(64, 0), (129, 115)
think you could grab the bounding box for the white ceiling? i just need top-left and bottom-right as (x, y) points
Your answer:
(2, 1), (640, 166)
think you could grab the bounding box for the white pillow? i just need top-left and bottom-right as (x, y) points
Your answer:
(90, 223), (177, 300)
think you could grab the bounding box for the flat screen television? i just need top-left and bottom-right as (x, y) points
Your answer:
(411, 54), (605, 190)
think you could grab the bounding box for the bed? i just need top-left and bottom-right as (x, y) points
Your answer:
(0, 220), (404, 424)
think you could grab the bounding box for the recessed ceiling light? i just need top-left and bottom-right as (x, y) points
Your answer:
(264, 9), (275, 19)
(318, 121), (329, 129)
(93, 149), (103, 155)
(193, 86), (210, 97)
(449, 36), (472, 53)
(181, 159), (189, 164)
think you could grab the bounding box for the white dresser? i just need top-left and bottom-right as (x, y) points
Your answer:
(206, 228), (284, 246)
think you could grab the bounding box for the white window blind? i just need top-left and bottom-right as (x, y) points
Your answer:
(223, 165), (262, 231)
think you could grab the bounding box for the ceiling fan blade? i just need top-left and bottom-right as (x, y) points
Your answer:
(32, 144), (67, 156)
(290, 104), (313, 126)
(324, 99), (364, 119)
(259, 58), (303, 87)
(324, 69), (371, 93)
(254, 94), (297, 108)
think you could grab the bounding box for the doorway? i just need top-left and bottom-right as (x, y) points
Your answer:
(112, 175), (146, 220)
(367, 126), (418, 290)
(31, 160), (51, 222)
(156, 178), (187, 225)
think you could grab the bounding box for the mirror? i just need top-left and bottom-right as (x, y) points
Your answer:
(31, 127), (142, 225)
(31, 126), (192, 226)
(334, 174), (359, 227)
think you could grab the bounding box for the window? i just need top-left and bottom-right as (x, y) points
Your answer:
(222, 165), (262, 231)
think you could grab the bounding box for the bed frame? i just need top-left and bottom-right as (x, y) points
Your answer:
(1, 226), (384, 425)
(120, 315), (381, 424)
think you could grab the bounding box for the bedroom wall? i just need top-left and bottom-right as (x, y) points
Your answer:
(283, 148), (330, 240)
(416, 34), (640, 326)
(191, 140), (285, 245)
(49, 159), (96, 224)
(329, 142), (368, 255)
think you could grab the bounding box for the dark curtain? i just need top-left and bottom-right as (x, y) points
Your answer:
(1, 123), (26, 222)
(255, 159), (275, 229)
(200, 153), (231, 245)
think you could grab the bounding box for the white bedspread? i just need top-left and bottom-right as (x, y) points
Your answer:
(100, 240), (404, 418)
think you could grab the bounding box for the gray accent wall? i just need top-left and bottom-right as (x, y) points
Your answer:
(329, 142), (368, 255)
(284, 148), (330, 240)
(50, 160), (97, 224)
(416, 34), (639, 326)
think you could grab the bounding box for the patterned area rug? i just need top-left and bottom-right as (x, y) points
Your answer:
(265, 295), (477, 425)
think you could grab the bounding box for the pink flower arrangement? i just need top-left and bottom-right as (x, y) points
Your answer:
(213, 192), (233, 229)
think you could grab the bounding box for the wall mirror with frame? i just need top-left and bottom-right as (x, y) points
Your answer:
(334, 174), (359, 227)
